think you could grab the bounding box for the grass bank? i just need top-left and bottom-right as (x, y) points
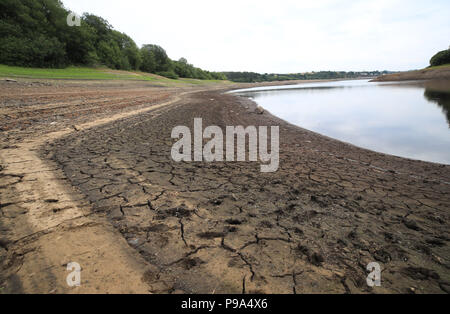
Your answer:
(0, 64), (231, 86)
(373, 64), (450, 81)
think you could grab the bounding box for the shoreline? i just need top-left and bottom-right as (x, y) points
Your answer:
(226, 82), (450, 167)
(1, 79), (449, 294)
(227, 90), (450, 180)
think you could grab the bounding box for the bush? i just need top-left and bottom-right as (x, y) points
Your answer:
(430, 49), (450, 67)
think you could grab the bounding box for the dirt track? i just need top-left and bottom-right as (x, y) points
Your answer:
(1, 79), (449, 294)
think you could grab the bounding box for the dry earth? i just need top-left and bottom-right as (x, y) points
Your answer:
(0, 78), (449, 294)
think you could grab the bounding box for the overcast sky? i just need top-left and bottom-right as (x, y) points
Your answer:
(62, 0), (450, 73)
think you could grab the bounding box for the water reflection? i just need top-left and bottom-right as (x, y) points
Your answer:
(233, 79), (450, 164)
(424, 89), (450, 127)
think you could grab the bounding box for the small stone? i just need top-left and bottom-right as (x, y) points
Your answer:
(431, 254), (443, 264)
(309, 252), (324, 266)
(403, 219), (420, 231)
(128, 238), (139, 246)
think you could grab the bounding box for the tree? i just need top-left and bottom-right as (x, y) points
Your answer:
(0, 0), (69, 67)
(140, 44), (170, 73)
(430, 48), (450, 67)
(0, 0), (226, 80)
(173, 58), (194, 78)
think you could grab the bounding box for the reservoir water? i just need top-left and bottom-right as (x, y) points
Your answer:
(232, 79), (450, 164)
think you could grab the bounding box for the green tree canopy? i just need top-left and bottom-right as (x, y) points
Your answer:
(140, 44), (170, 73)
(430, 47), (450, 67)
(0, 0), (225, 80)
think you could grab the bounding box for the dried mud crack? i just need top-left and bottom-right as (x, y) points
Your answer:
(1, 79), (449, 294)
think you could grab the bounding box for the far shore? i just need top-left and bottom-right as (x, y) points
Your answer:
(372, 64), (450, 82)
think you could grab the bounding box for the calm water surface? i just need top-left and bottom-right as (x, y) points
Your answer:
(232, 79), (450, 164)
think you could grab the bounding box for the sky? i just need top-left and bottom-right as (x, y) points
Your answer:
(62, 0), (450, 73)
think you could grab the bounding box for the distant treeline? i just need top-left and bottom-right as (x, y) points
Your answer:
(0, 0), (398, 82)
(0, 0), (226, 80)
(222, 71), (393, 83)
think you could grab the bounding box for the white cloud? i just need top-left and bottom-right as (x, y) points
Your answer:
(62, 0), (450, 72)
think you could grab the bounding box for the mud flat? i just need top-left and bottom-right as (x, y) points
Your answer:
(0, 79), (449, 294)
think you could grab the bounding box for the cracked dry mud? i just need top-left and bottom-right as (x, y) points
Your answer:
(1, 79), (449, 294)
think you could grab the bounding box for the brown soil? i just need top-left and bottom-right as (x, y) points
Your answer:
(0, 79), (449, 294)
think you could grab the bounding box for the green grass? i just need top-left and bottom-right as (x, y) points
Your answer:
(0, 64), (231, 85)
(0, 64), (161, 80)
(426, 64), (450, 70)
